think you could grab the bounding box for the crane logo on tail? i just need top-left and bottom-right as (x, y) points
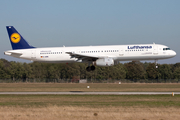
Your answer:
(10, 33), (21, 43)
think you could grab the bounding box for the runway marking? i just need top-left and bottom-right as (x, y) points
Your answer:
(0, 92), (180, 95)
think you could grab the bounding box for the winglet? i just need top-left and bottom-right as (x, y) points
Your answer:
(6, 26), (35, 50)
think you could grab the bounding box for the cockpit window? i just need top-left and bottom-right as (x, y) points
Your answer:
(163, 48), (170, 50)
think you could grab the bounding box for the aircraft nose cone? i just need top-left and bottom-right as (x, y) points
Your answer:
(172, 50), (176, 56)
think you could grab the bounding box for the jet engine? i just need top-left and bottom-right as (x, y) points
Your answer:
(95, 58), (114, 66)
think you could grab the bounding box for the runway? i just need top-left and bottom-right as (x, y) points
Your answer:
(0, 92), (180, 95)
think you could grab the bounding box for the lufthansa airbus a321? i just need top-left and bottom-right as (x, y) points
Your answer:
(4, 26), (176, 71)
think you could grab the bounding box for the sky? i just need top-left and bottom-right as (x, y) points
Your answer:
(0, 0), (179, 64)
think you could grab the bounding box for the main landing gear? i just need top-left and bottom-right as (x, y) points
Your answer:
(86, 65), (95, 72)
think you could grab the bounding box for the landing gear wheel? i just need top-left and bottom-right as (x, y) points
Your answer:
(91, 66), (95, 71)
(86, 66), (91, 72)
(86, 66), (96, 72)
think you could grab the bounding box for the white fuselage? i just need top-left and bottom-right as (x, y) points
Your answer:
(4, 44), (176, 64)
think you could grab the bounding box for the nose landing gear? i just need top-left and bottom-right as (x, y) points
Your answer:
(155, 60), (158, 68)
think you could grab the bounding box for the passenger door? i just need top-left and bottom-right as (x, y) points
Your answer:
(31, 50), (36, 59)
(119, 49), (124, 56)
(153, 45), (158, 55)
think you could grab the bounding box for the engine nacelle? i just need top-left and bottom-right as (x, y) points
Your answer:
(95, 58), (114, 66)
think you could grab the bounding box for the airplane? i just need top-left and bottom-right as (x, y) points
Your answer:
(4, 26), (176, 71)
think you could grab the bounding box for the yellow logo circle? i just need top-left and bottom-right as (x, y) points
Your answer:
(11, 33), (21, 43)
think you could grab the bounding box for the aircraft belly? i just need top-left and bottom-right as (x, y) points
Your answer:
(117, 54), (169, 61)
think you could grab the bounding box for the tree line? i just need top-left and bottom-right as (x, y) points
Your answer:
(0, 59), (180, 82)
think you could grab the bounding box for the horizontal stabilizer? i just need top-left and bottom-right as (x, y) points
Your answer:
(4, 51), (22, 55)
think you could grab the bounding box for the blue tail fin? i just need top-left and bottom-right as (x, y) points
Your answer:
(6, 26), (35, 50)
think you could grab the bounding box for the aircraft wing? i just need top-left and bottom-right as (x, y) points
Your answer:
(66, 52), (107, 62)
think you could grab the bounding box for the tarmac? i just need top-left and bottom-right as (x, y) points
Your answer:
(0, 92), (180, 95)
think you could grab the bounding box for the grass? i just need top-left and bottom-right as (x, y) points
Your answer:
(0, 106), (180, 120)
(0, 83), (180, 92)
(0, 95), (180, 120)
(0, 83), (180, 119)
(0, 94), (180, 107)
